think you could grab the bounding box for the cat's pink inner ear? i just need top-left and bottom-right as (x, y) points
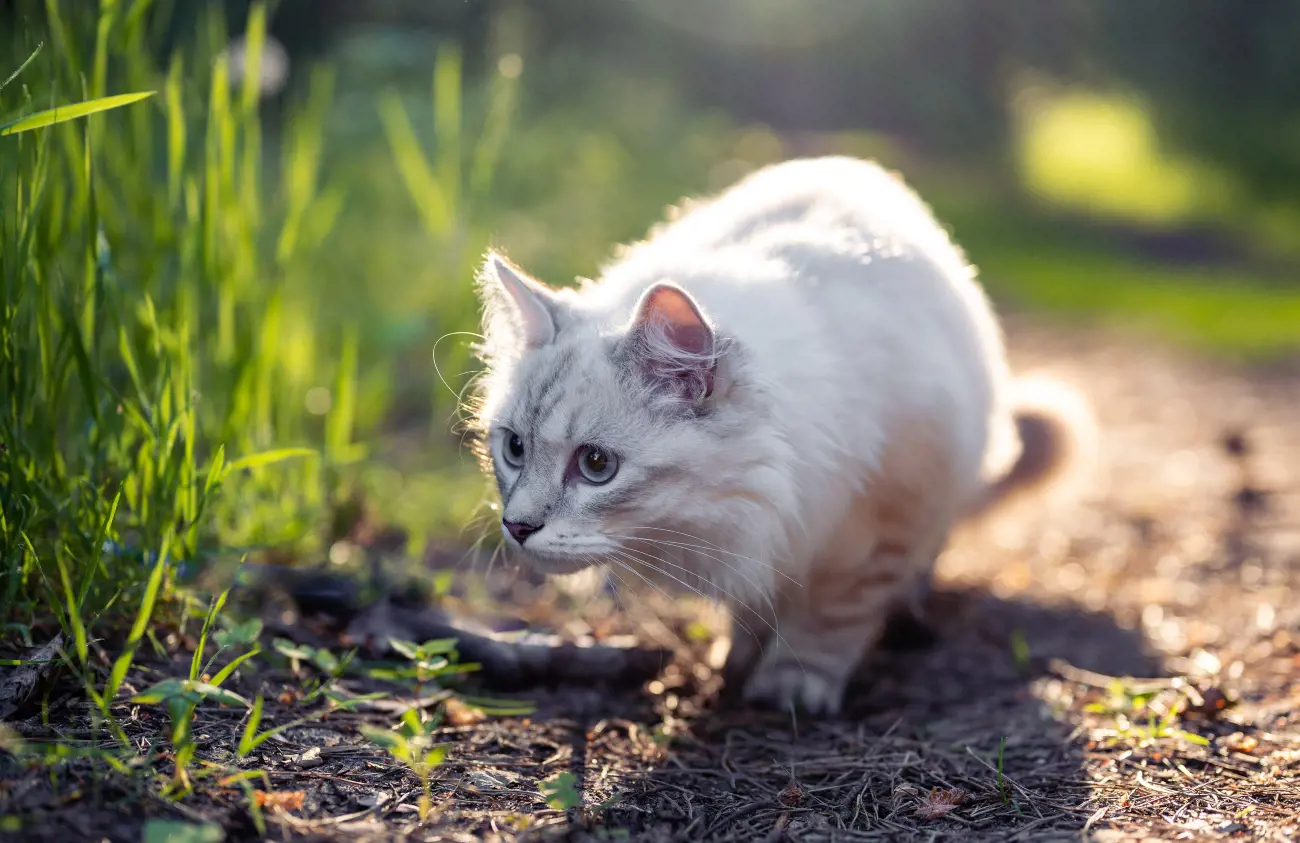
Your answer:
(638, 285), (712, 355)
(631, 283), (717, 400)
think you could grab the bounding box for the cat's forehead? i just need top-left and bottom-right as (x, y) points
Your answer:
(499, 339), (626, 439)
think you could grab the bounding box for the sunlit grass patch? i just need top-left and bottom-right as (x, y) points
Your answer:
(983, 246), (1300, 359)
(928, 192), (1300, 361)
(1014, 86), (1236, 227)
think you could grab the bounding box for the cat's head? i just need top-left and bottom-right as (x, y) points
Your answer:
(468, 250), (752, 583)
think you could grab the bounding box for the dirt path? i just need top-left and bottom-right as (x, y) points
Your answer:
(3, 321), (1298, 842)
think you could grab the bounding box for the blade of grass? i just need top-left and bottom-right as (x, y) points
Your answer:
(1, 42), (43, 93)
(378, 92), (451, 236)
(222, 447), (315, 476)
(0, 92), (156, 136)
(189, 588), (230, 681)
(208, 647), (259, 687)
(104, 532), (171, 709)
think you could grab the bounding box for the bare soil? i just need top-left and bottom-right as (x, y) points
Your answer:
(3, 319), (1299, 842)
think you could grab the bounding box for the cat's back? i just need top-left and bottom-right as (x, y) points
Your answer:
(593, 157), (970, 313)
(654, 157), (955, 260)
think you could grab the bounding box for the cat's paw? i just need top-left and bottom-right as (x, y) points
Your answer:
(742, 660), (846, 717)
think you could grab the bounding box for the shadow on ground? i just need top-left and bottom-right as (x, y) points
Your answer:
(524, 587), (1162, 842)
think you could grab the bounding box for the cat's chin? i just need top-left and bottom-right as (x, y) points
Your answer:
(519, 551), (596, 577)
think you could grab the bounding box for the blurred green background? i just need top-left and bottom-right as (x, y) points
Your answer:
(3, 1), (1299, 630)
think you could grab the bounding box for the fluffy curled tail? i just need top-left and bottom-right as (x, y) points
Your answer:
(966, 375), (1096, 518)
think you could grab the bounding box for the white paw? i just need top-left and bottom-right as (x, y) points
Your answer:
(742, 660), (845, 717)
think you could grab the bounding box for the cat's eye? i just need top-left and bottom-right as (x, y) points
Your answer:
(576, 445), (618, 484)
(501, 429), (525, 468)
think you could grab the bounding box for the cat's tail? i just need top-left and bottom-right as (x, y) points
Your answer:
(965, 375), (1096, 519)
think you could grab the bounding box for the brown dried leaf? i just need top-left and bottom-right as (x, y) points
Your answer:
(444, 697), (486, 727)
(916, 787), (966, 821)
(1223, 732), (1259, 754)
(891, 782), (920, 812)
(1182, 685), (1235, 720)
(253, 790), (306, 812)
(289, 747), (323, 768)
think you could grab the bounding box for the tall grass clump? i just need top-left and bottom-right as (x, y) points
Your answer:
(1, 0), (754, 667)
(0, 1), (344, 657)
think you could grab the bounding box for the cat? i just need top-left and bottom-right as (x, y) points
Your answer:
(466, 156), (1091, 715)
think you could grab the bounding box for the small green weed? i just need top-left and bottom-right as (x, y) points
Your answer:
(539, 770), (581, 812)
(381, 637), (464, 700)
(995, 736), (1022, 816)
(1083, 677), (1211, 747)
(361, 707), (449, 821)
(1009, 628), (1031, 676)
(141, 818), (225, 843)
(270, 637), (358, 703)
(130, 583), (257, 795)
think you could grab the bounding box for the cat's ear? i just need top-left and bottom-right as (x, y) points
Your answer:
(477, 251), (561, 352)
(625, 283), (718, 402)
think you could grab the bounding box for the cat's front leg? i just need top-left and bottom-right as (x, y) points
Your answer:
(719, 601), (771, 697)
(741, 550), (916, 716)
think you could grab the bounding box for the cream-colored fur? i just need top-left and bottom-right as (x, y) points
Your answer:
(470, 157), (1088, 715)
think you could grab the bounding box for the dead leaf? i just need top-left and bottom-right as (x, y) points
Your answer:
(0, 634), (63, 720)
(1223, 732), (1259, 754)
(289, 746), (323, 768)
(916, 788), (966, 821)
(1182, 685), (1235, 720)
(444, 697), (485, 727)
(890, 782), (920, 812)
(253, 790), (306, 812)
(777, 781), (805, 807)
(1267, 748), (1300, 767)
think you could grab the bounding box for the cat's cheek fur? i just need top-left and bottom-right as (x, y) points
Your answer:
(469, 156), (1089, 717)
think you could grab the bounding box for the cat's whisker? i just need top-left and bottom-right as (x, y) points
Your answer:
(611, 546), (803, 676)
(605, 555), (680, 617)
(596, 557), (668, 627)
(484, 536), (508, 580)
(611, 548), (800, 677)
(431, 330), (486, 402)
(610, 528), (803, 587)
(611, 534), (767, 595)
(604, 553), (741, 653)
(593, 558), (634, 614)
(608, 534), (781, 628)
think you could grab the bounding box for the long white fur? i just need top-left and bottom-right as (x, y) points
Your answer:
(470, 156), (1079, 715)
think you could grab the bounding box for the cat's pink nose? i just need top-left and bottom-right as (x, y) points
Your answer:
(503, 519), (542, 545)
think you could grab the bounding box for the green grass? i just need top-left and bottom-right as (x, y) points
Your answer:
(1, 2), (338, 640)
(934, 194), (1300, 360)
(1000, 83), (1300, 354)
(1014, 86), (1236, 228)
(0, 0), (751, 658)
(0, 6), (676, 816)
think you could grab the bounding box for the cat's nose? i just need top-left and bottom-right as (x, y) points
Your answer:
(503, 518), (542, 545)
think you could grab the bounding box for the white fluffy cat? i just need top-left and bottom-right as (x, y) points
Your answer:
(469, 156), (1088, 715)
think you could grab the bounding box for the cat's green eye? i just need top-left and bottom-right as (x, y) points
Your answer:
(576, 445), (618, 484)
(501, 429), (525, 468)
